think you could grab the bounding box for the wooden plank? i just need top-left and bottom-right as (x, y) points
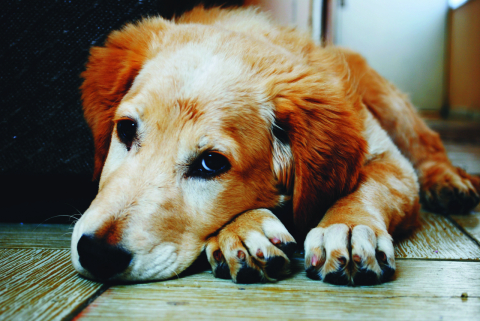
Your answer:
(395, 210), (480, 260)
(0, 248), (105, 321)
(451, 203), (480, 244)
(75, 259), (480, 321)
(0, 223), (72, 249)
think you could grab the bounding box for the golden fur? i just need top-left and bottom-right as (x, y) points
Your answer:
(71, 6), (479, 285)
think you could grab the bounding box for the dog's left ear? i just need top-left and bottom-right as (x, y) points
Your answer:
(81, 19), (169, 180)
(81, 47), (143, 180)
(271, 71), (367, 234)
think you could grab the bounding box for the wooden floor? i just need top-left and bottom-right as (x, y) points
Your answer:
(1, 120), (480, 320)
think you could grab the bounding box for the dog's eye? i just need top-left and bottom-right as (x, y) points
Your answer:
(188, 152), (231, 178)
(117, 119), (137, 150)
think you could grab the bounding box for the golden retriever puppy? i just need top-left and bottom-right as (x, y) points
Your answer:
(71, 6), (480, 285)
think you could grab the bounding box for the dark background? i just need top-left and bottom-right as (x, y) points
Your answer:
(0, 0), (243, 224)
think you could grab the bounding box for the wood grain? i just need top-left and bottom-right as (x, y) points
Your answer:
(0, 248), (104, 321)
(451, 204), (480, 244)
(0, 223), (72, 249)
(75, 259), (480, 321)
(395, 210), (480, 260)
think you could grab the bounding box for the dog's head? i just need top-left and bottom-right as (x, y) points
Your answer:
(71, 11), (366, 282)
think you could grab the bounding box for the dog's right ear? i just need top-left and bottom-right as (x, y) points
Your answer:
(270, 67), (367, 236)
(81, 19), (168, 180)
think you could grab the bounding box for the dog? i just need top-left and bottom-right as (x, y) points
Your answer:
(71, 6), (480, 285)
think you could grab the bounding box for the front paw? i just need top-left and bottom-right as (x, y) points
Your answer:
(304, 224), (395, 286)
(205, 209), (297, 284)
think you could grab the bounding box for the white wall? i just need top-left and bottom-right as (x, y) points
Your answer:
(245, 0), (313, 34)
(335, 0), (449, 110)
(449, 0), (480, 115)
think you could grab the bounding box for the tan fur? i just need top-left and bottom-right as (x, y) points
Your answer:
(72, 6), (479, 284)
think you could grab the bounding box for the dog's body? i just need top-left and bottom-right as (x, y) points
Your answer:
(71, 6), (480, 285)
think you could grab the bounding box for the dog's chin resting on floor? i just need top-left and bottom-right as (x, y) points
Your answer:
(71, 6), (480, 286)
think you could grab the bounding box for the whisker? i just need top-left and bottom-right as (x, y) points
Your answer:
(66, 203), (85, 217)
(35, 214), (82, 230)
(34, 202), (87, 231)
(61, 232), (73, 238)
(166, 266), (180, 280)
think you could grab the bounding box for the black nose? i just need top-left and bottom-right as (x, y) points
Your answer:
(77, 234), (132, 280)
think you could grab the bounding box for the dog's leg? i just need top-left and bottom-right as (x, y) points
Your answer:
(304, 115), (419, 285)
(205, 209), (297, 284)
(342, 49), (480, 213)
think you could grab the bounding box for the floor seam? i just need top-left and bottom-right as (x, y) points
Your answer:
(446, 215), (480, 247)
(62, 284), (110, 321)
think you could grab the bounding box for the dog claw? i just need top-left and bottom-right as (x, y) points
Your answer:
(270, 237), (281, 245)
(256, 249), (264, 258)
(237, 250), (246, 261)
(213, 250), (223, 262)
(338, 256), (347, 267)
(376, 251), (387, 262)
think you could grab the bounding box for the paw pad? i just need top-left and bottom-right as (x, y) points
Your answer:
(324, 271), (349, 285)
(306, 266), (321, 280)
(380, 264), (395, 282)
(265, 256), (286, 279)
(214, 262), (231, 279)
(236, 264), (262, 284)
(353, 268), (379, 285)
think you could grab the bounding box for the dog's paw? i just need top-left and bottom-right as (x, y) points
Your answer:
(304, 224), (395, 286)
(420, 163), (480, 214)
(205, 209), (297, 284)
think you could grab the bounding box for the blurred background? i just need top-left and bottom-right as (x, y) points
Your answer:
(1, 0), (479, 223)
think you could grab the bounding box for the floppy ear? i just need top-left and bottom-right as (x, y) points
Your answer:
(271, 71), (367, 235)
(81, 19), (168, 180)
